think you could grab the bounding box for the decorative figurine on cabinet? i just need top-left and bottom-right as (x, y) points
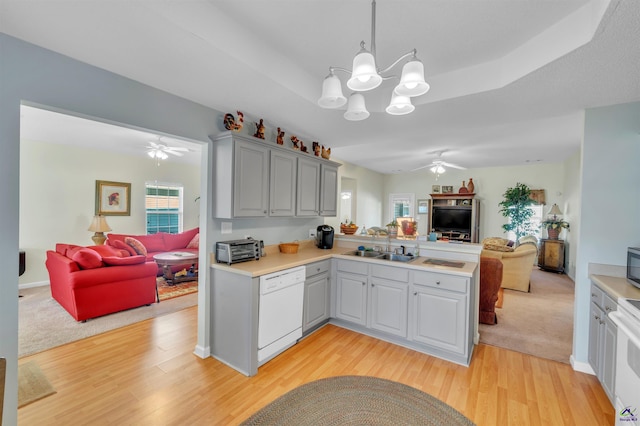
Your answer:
(290, 136), (300, 150)
(300, 141), (308, 153)
(321, 145), (331, 159)
(276, 127), (285, 145)
(223, 111), (244, 131)
(312, 142), (321, 156)
(254, 119), (266, 139)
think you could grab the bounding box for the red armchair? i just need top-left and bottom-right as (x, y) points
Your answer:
(46, 243), (158, 322)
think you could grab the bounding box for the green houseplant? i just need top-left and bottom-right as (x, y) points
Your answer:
(499, 182), (536, 241)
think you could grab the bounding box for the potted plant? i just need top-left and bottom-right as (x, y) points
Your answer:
(498, 182), (536, 241)
(542, 218), (570, 240)
(386, 219), (399, 237)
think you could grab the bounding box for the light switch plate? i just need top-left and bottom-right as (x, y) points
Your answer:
(309, 228), (317, 238)
(221, 222), (232, 234)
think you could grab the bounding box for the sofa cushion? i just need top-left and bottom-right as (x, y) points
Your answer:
(163, 228), (199, 251)
(130, 234), (166, 253)
(112, 240), (136, 256)
(102, 255), (147, 266)
(89, 244), (125, 258)
(125, 237), (148, 256)
(186, 233), (199, 249)
(71, 248), (104, 269)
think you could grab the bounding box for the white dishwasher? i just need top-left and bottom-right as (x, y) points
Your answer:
(258, 266), (305, 363)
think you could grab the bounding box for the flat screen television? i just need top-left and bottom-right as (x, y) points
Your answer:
(432, 207), (472, 233)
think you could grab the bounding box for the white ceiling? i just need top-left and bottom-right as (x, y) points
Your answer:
(4, 0), (640, 173)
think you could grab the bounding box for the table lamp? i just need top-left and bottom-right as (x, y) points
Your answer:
(88, 215), (112, 245)
(547, 204), (562, 220)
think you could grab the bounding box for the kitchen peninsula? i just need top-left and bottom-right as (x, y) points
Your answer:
(210, 236), (481, 376)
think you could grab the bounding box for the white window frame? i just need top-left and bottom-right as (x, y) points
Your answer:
(388, 193), (415, 223)
(145, 181), (184, 234)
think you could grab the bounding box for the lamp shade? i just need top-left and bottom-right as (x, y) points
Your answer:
(343, 93), (370, 121)
(395, 58), (430, 97)
(547, 204), (563, 216)
(347, 49), (382, 92)
(386, 93), (415, 115)
(88, 215), (112, 232)
(318, 73), (347, 108)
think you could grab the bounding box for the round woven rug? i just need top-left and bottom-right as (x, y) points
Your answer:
(241, 376), (475, 425)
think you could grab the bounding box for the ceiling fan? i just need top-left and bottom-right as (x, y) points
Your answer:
(410, 151), (466, 177)
(145, 139), (189, 160)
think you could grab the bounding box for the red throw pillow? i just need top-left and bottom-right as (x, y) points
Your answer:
(125, 237), (147, 256)
(89, 244), (122, 258)
(65, 245), (84, 259)
(186, 233), (199, 249)
(113, 239), (136, 256)
(71, 248), (104, 269)
(102, 255), (146, 266)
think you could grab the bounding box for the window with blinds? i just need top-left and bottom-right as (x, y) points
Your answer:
(146, 183), (183, 234)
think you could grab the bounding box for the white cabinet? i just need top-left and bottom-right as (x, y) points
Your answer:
(588, 282), (617, 404)
(410, 271), (469, 356)
(211, 132), (341, 218)
(296, 157), (320, 216)
(269, 150), (297, 217)
(303, 260), (331, 334)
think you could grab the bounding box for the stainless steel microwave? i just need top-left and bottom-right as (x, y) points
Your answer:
(627, 247), (640, 289)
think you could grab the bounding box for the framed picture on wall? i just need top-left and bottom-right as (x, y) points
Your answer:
(417, 199), (429, 214)
(442, 185), (454, 194)
(95, 180), (131, 216)
(432, 185), (440, 194)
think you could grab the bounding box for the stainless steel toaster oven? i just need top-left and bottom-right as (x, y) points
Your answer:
(215, 239), (260, 264)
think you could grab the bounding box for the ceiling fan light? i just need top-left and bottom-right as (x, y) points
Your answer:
(347, 49), (382, 92)
(385, 93), (415, 115)
(318, 73), (347, 108)
(430, 165), (445, 174)
(147, 151), (156, 159)
(395, 58), (430, 97)
(344, 93), (370, 121)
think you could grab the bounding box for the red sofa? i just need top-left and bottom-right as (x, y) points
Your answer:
(106, 227), (199, 276)
(46, 243), (158, 322)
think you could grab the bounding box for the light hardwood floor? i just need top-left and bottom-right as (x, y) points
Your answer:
(18, 306), (614, 426)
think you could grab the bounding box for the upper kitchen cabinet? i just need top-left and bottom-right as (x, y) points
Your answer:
(210, 132), (340, 218)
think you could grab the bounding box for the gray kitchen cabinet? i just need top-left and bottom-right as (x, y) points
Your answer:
(233, 138), (269, 217)
(296, 157), (320, 216)
(269, 150), (297, 217)
(319, 164), (338, 216)
(335, 260), (368, 326)
(369, 277), (408, 338)
(303, 260), (331, 334)
(410, 271), (469, 356)
(588, 282), (617, 404)
(211, 132), (341, 218)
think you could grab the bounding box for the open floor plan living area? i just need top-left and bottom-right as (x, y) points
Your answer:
(3, 1), (640, 425)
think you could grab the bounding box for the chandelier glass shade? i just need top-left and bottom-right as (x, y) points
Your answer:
(148, 149), (169, 160)
(317, 0), (429, 121)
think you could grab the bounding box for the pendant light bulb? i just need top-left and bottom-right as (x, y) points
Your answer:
(318, 71), (347, 108)
(347, 46), (382, 92)
(395, 56), (430, 97)
(344, 93), (370, 121)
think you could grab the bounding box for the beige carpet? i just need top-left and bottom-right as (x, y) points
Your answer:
(241, 376), (475, 425)
(18, 361), (56, 408)
(18, 283), (197, 358)
(478, 268), (574, 363)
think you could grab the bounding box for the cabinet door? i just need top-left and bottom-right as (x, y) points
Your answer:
(602, 316), (617, 403)
(335, 272), (367, 325)
(369, 278), (408, 337)
(411, 285), (467, 355)
(233, 140), (269, 217)
(269, 150), (297, 217)
(588, 301), (602, 374)
(303, 273), (330, 333)
(319, 164), (338, 217)
(296, 158), (320, 216)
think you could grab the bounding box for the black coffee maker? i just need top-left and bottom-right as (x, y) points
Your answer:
(316, 225), (334, 249)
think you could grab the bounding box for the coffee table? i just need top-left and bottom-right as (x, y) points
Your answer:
(153, 252), (199, 286)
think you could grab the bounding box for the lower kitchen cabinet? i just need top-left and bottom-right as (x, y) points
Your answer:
(588, 282), (617, 404)
(303, 260), (331, 334)
(335, 272), (368, 326)
(369, 277), (408, 337)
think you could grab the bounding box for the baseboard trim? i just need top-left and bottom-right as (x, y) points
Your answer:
(19, 280), (49, 290)
(193, 345), (210, 359)
(570, 355), (594, 375)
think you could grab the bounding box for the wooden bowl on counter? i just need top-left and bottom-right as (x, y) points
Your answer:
(279, 243), (299, 254)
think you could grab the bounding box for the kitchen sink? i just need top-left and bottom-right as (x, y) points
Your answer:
(343, 250), (416, 263)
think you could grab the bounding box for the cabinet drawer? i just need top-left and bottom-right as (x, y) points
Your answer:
(602, 292), (617, 315)
(336, 259), (368, 275)
(412, 271), (468, 293)
(590, 284), (604, 308)
(306, 259), (331, 278)
(371, 264), (409, 283)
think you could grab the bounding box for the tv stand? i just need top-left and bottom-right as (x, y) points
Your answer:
(428, 193), (480, 243)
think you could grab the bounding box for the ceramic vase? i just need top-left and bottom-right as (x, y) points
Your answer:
(458, 181), (469, 193)
(467, 178), (475, 193)
(547, 228), (560, 240)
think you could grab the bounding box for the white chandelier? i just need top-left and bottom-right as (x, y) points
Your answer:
(317, 0), (430, 121)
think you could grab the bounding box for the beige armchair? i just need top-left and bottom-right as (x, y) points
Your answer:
(481, 237), (538, 306)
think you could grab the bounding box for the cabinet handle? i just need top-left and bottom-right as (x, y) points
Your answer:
(591, 293), (596, 297)
(436, 281), (441, 285)
(362, 282), (366, 286)
(594, 315), (600, 320)
(263, 210), (267, 214)
(271, 210), (274, 214)
(413, 292), (418, 296)
(599, 319), (605, 325)
(371, 283), (375, 287)
(317, 268), (321, 272)
(605, 306), (612, 312)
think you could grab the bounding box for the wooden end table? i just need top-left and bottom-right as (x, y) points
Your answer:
(153, 252), (199, 286)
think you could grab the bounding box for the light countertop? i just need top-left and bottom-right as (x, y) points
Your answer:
(211, 240), (478, 278)
(590, 274), (640, 301)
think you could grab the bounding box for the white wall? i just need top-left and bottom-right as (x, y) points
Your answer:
(19, 138), (201, 284)
(572, 100), (640, 366)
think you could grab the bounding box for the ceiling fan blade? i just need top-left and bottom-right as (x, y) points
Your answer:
(442, 161), (466, 170)
(165, 150), (184, 157)
(409, 162), (436, 172)
(165, 147), (189, 152)
(147, 141), (161, 149)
